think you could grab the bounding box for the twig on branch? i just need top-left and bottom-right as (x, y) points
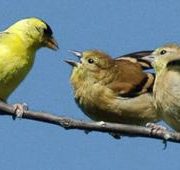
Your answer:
(0, 101), (180, 144)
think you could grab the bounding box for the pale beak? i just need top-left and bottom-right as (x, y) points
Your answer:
(64, 60), (78, 67)
(45, 36), (59, 50)
(68, 50), (82, 58)
(66, 50), (82, 67)
(141, 54), (155, 63)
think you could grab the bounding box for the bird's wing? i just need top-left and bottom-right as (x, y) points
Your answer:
(108, 72), (155, 98)
(108, 81), (138, 97)
(115, 51), (153, 70)
(141, 72), (155, 92)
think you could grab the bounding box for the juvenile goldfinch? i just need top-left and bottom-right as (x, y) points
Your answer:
(145, 44), (180, 131)
(66, 50), (159, 125)
(0, 17), (58, 115)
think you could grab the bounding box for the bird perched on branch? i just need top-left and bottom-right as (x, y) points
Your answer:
(0, 17), (58, 116)
(144, 44), (180, 131)
(66, 50), (159, 125)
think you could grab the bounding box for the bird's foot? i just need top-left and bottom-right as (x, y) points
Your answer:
(146, 123), (172, 149)
(13, 103), (28, 120)
(146, 123), (167, 135)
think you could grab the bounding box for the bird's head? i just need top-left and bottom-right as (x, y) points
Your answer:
(141, 44), (180, 73)
(65, 50), (114, 85)
(6, 17), (59, 51)
(152, 44), (180, 73)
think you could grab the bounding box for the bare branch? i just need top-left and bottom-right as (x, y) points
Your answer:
(0, 101), (180, 144)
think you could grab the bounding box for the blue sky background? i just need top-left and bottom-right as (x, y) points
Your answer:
(0, 0), (180, 170)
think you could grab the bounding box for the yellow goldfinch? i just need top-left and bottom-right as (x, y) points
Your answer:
(66, 50), (159, 125)
(0, 17), (58, 116)
(144, 44), (180, 131)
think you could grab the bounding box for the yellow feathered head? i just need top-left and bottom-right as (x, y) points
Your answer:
(6, 17), (59, 50)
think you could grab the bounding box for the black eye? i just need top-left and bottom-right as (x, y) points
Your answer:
(160, 50), (167, 55)
(88, 58), (94, 64)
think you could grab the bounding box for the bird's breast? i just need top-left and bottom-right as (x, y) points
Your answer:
(0, 48), (35, 100)
(73, 82), (158, 125)
(154, 70), (180, 121)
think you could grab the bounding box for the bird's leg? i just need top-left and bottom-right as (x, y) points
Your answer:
(13, 103), (28, 119)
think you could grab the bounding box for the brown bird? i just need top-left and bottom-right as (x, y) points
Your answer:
(65, 50), (159, 126)
(144, 44), (180, 131)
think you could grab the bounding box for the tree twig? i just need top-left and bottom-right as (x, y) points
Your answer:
(0, 101), (180, 144)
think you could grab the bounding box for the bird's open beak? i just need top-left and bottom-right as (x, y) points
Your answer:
(64, 60), (78, 67)
(45, 36), (59, 50)
(68, 50), (82, 58)
(65, 50), (82, 67)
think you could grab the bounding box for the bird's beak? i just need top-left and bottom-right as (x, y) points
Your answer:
(65, 50), (82, 67)
(45, 36), (59, 51)
(64, 60), (78, 67)
(68, 50), (82, 58)
(141, 54), (155, 63)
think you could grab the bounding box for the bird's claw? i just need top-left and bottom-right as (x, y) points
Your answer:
(13, 103), (28, 119)
(146, 123), (167, 135)
(146, 123), (171, 149)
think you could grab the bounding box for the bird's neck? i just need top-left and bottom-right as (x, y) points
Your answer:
(71, 67), (115, 91)
(20, 35), (41, 52)
(7, 28), (41, 52)
(154, 61), (166, 75)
